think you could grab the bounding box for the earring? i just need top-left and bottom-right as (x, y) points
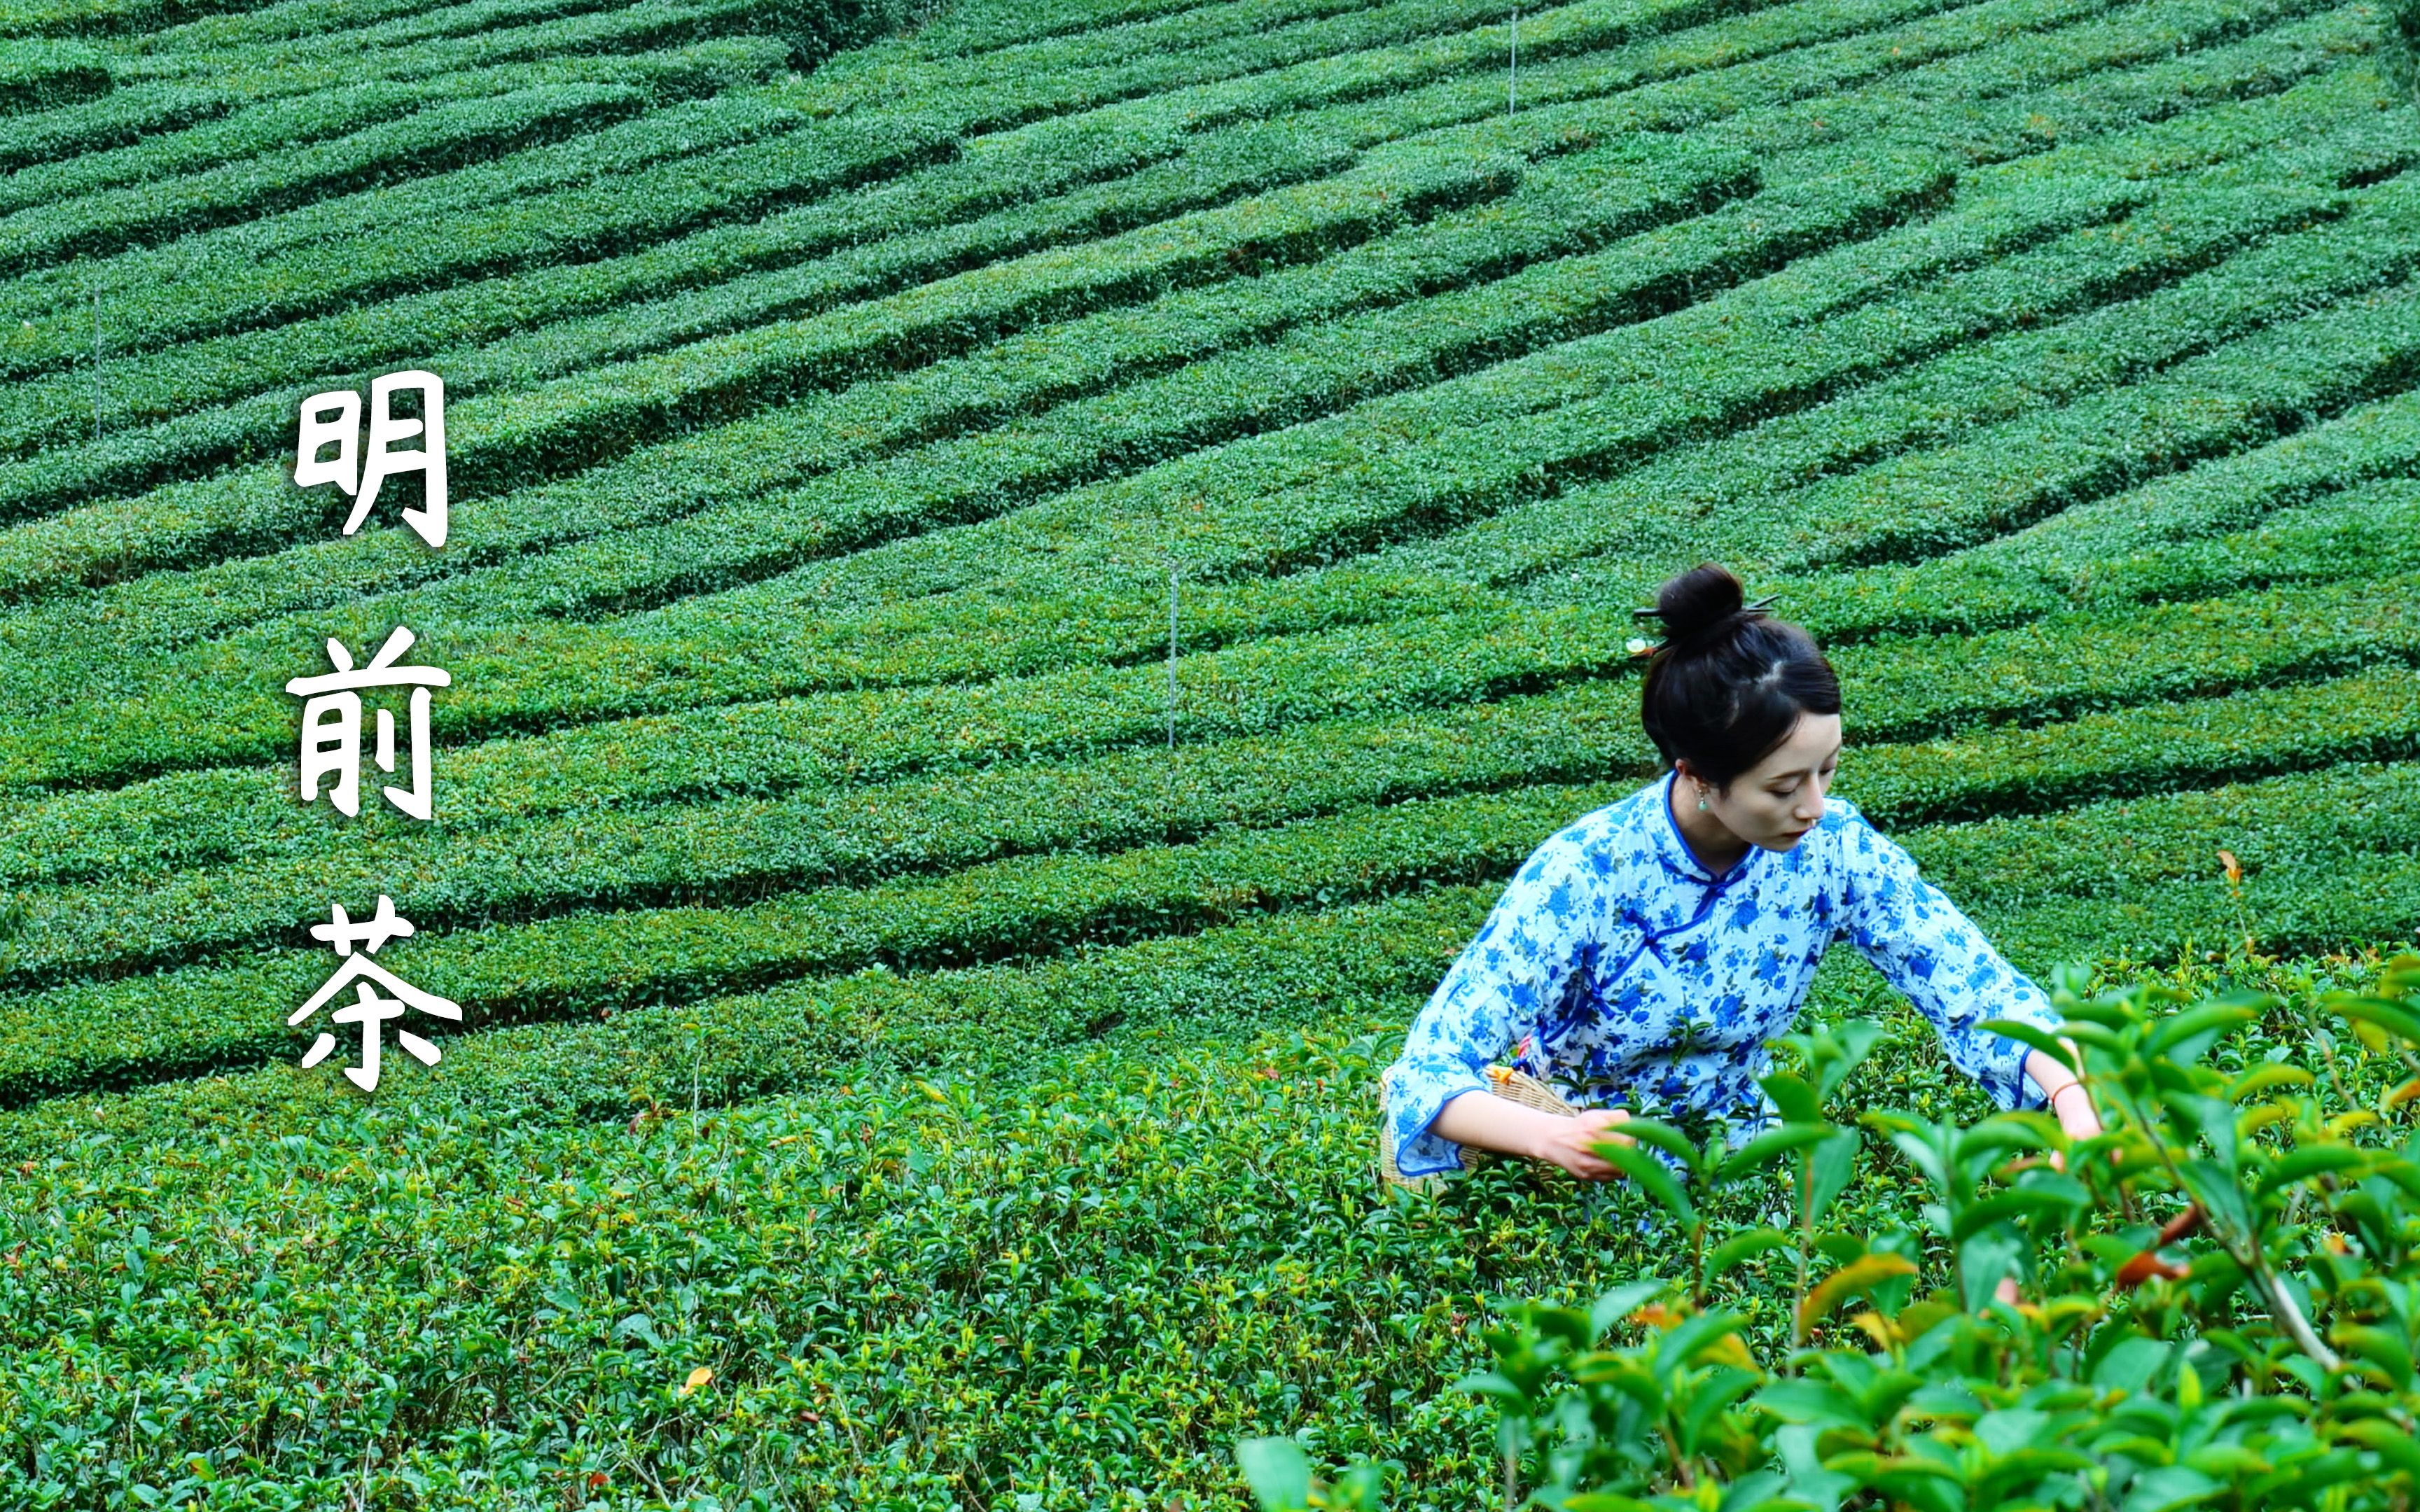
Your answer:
(1696, 792), (1710, 811)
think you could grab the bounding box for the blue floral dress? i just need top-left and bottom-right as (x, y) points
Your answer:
(1381, 768), (2062, 1180)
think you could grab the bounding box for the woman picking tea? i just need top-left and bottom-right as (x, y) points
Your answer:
(1379, 561), (2104, 1186)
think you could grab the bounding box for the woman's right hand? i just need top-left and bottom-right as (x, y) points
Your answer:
(1534, 1108), (1636, 1181)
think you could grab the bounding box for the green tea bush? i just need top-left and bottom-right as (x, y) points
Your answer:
(1246, 955), (2420, 1512)
(3, 930), (2406, 1509)
(0, 80), (227, 172)
(0, 37), (788, 223)
(2384, 0), (2420, 99)
(731, 0), (944, 73)
(0, 38), (109, 114)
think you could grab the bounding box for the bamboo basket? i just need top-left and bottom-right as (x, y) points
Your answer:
(1377, 1063), (1581, 1195)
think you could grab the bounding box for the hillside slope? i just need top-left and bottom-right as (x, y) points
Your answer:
(2, 0), (2419, 1504)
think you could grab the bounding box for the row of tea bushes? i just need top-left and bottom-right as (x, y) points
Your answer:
(1, 0), (604, 41)
(0, 0), (2309, 514)
(0, 34), (789, 225)
(0, 500), (2406, 891)
(91, 0), (781, 99)
(0, 34), (109, 111)
(118, 0), (627, 53)
(906, 0), (1407, 52)
(3, 656), (2412, 1102)
(4, 122), (2362, 778)
(0, 76), (224, 169)
(0, 0), (1567, 343)
(0, 0), (2344, 611)
(115, 0), (864, 91)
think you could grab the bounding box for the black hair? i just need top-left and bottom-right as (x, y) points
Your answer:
(1637, 561), (1842, 794)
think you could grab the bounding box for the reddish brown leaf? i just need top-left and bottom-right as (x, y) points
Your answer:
(2157, 1203), (2207, 1246)
(2115, 1250), (2192, 1290)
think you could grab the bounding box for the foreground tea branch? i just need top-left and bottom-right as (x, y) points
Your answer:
(1244, 953), (2420, 1511)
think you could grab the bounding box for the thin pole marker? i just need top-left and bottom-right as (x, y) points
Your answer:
(90, 285), (102, 441)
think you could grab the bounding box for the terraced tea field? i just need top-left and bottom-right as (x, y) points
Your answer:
(3, 0), (2419, 1504)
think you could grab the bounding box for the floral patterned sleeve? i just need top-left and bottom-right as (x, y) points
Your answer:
(1382, 834), (1607, 1178)
(1834, 802), (2058, 1112)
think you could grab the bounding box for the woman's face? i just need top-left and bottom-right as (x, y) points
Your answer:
(1695, 713), (1843, 851)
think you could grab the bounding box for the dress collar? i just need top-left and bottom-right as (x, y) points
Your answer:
(1653, 767), (1756, 887)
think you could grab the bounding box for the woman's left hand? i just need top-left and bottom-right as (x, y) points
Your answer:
(2024, 1046), (2107, 1172)
(2044, 1083), (2106, 1172)
(2049, 1080), (2103, 1143)
(1995, 1052), (2110, 1305)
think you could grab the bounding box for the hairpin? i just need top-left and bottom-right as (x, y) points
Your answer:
(1626, 592), (1780, 655)
(1629, 592), (1781, 620)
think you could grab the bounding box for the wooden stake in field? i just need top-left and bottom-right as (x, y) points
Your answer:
(90, 285), (102, 442)
(1509, 7), (1519, 115)
(1165, 556), (1180, 846)
(1167, 559), (1179, 752)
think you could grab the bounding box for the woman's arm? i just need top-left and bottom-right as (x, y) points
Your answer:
(2023, 1043), (2107, 1152)
(1382, 836), (1613, 1179)
(1834, 804), (2087, 1120)
(1429, 1087), (1639, 1180)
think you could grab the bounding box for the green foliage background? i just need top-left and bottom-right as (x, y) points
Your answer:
(0, 0), (2417, 1504)
(2384, 0), (2420, 96)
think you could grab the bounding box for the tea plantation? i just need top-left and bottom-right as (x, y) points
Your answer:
(3, 0), (2420, 1504)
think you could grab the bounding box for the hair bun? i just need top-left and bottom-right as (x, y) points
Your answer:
(1641, 561), (1754, 649)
